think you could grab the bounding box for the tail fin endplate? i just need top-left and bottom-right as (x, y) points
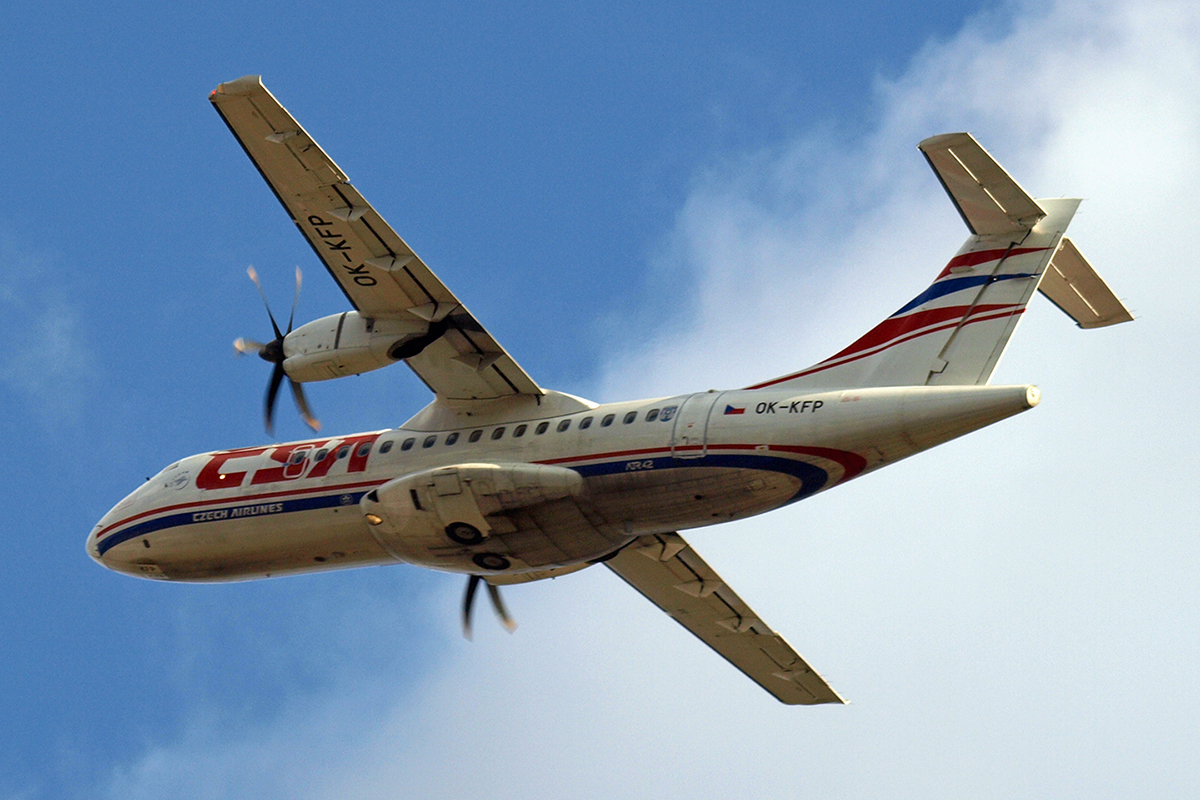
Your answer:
(750, 133), (1131, 392)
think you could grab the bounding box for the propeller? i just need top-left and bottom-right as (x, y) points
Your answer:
(461, 575), (517, 640)
(234, 266), (320, 434)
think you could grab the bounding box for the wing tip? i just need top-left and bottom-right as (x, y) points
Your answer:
(211, 74), (264, 100)
(917, 131), (973, 152)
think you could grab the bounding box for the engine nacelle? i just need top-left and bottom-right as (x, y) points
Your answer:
(360, 462), (585, 571)
(282, 312), (429, 382)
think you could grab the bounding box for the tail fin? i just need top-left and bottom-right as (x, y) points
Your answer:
(749, 133), (1131, 392)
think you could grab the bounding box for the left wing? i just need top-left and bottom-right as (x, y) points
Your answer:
(210, 76), (541, 401)
(606, 532), (844, 705)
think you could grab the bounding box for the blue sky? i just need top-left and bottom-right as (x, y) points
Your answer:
(3, 0), (1198, 797)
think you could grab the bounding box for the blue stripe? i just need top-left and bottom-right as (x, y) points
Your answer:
(892, 273), (1034, 317)
(572, 453), (829, 502)
(100, 453), (831, 556)
(97, 491), (369, 556)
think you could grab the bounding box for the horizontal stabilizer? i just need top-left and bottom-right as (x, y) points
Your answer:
(1038, 238), (1134, 328)
(919, 133), (1045, 235)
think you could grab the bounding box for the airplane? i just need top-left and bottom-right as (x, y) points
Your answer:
(87, 76), (1133, 705)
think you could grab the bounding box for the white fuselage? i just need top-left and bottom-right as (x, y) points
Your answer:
(88, 384), (1039, 583)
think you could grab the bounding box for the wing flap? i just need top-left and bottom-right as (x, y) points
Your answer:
(919, 132), (1045, 236)
(605, 532), (844, 705)
(1038, 237), (1134, 328)
(210, 76), (541, 400)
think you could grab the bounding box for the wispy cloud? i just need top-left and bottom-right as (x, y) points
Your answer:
(0, 235), (97, 424)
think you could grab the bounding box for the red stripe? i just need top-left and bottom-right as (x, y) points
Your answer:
(826, 303), (1015, 361)
(747, 306), (1024, 389)
(934, 247), (1049, 280)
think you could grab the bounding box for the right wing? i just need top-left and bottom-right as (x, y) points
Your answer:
(605, 532), (844, 705)
(209, 76), (542, 401)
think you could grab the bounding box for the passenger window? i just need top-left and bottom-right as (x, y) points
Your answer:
(315, 448), (329, 461)
(491, 427), (505, 440)
(423, 435), (437, 448)
(379, 441), (393, 454)
(623, 411), (637, 424)
(401, 438), (415, 451)
(646, 408), (659, 422)
(579, 416), (592, 429)
(601, 414), (615, 427)
(536, 422), (549, 434)
(357, 443), (372, 458)
(337, 445), (350, 459)
(468, 430), (483, 443)
(513, 424), (527, 437)
(557, 419), (571, 432)
(445, 432), (460, 445)
(288, 450), (307, 465)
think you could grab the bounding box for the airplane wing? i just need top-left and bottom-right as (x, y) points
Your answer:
(209, 76), (542, 401)
(605, 532), (844, 705)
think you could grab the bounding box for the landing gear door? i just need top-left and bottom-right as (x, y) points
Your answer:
(671, 392), (722, 459)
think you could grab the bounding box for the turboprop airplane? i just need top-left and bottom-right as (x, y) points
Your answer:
(87, 76), (1132, 705)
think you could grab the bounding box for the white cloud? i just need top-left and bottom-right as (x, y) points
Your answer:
(98, 0), (1200, 797)
(0, 238), (96, 423)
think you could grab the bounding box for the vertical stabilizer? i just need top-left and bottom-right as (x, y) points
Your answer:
(749, 134), (1127, 392)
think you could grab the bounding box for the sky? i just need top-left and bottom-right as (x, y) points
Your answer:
(2, 0), (1197, 797)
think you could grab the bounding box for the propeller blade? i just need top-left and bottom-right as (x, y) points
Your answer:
(462, 575), (481, 640)
(487, 582), (518, 633)
(247, 265), (284, 339)
(233, 337), (267, 356)
(287, 266), (302, 334)
(289, 378), (321, 432)
(264, 361), (286, 435)
(240, 266), (318, 434)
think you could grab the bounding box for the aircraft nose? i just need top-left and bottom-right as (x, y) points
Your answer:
(86, 506), (120, 567)
(85, 523), (103, 563)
